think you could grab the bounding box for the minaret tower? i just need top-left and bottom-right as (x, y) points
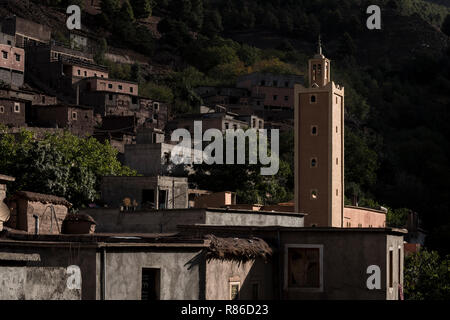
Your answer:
(294, 37), (345, 227)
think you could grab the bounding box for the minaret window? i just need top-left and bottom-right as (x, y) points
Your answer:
(311, 158), (318, 168)
(311, 126), (318, 135)
(310, 95), (317, 103)
(311, 190), (318, 200)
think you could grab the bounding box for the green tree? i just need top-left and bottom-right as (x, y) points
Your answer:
(0, 129), (136, 209)
(404, 250), (450, 300)
(130, 0), (154, 19)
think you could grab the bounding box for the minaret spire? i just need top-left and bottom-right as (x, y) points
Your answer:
(317, 34), (322, 56)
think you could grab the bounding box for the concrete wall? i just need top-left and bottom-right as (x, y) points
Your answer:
(81, 208), (304, 233)
(206, 258), (273, 300)
(0, 267), (81, 300)
(279, 229), (403, 300)
(204, 210), (304, 228)
(0, 243), (97, 300)
(101, 249), (203, 300)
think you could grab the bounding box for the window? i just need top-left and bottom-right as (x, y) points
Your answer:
(336, 126), (338, 133)
(77, 69), (81, 75)
(42, 96), (46, 104)
(153, 102), (159, 110)
(94, 73), (97, 77)
(108, 84), (113, 89)
(233, 124), (238, 130)
(225, 122), (229, 129)
(336, 158), (338, 165)
(310, 94), (316, 103)
(285, 81), (289, 87)
(273, 80), (278, 87)
(252, 119), (256, 128)
(142, 189), (155, 208)
(310, 189), (318, 200)
(72, 112), (77, 120)
(84, 71), (87, 76)
(311, 126), (318, 136)
(15, 53), (20, 62)
(286, 245), (323, 291)
(336, 189), (338, 196)
(2, 51), (8, 59)
(101, 74), (104, 78)
(260, 80), (265, 86)
(284, 96), (289, 101)
(141, 268), (160, 300)
(336, 97), (338, 104)
(14, 103), (20, 113)
(389, 249), (393, 288)
(7, 40), (11, 45)
(273, 95), (278, 101)
(0, 106), (4, 113)
(118, 85), (123, 90)
(310, 158), (317, 168)
(229, 282), (240, 300)
(130, 87), (133, 93)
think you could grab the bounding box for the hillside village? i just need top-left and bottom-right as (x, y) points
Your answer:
(0, 0), (448, 300)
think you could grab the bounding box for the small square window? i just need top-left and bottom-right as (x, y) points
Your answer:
(15, 53), (20, 62)
(284, 96), (289, 101)
(130, 87), (134, 93)
(273, 95), (278, 101)
(14, 103), (20, 113)
(118, 85), (123, 90)
(108, 84), (113, 89)
(72, 112), (77, 120)
(7, 40), (11, 45)
(2, 51), (8, 59)
(230, 282), (240, 300)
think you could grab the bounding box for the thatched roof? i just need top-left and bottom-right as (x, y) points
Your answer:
(205, 234), (272, 263)
(11, 191), (72, 207)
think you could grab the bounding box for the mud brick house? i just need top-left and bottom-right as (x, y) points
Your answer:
(0, 34), (25, 88)
(236, 72), (305, 111)
(100, 176), (189, 210)
(166, 112), (248, 136)
(6, 191), (72, 235)
(25, 42), (105, 97)
(1, 16), (51, 48)
(0, 97), (26, 127)
(29, 104), (94, 137)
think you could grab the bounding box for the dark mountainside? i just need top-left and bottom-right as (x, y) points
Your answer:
(1, 0), (450, 254)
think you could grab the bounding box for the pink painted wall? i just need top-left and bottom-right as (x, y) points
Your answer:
(0, 44), (24, 72)
(343, 206), (386, 228)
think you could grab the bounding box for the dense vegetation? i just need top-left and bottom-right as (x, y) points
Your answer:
(0, 128), (136, 209)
